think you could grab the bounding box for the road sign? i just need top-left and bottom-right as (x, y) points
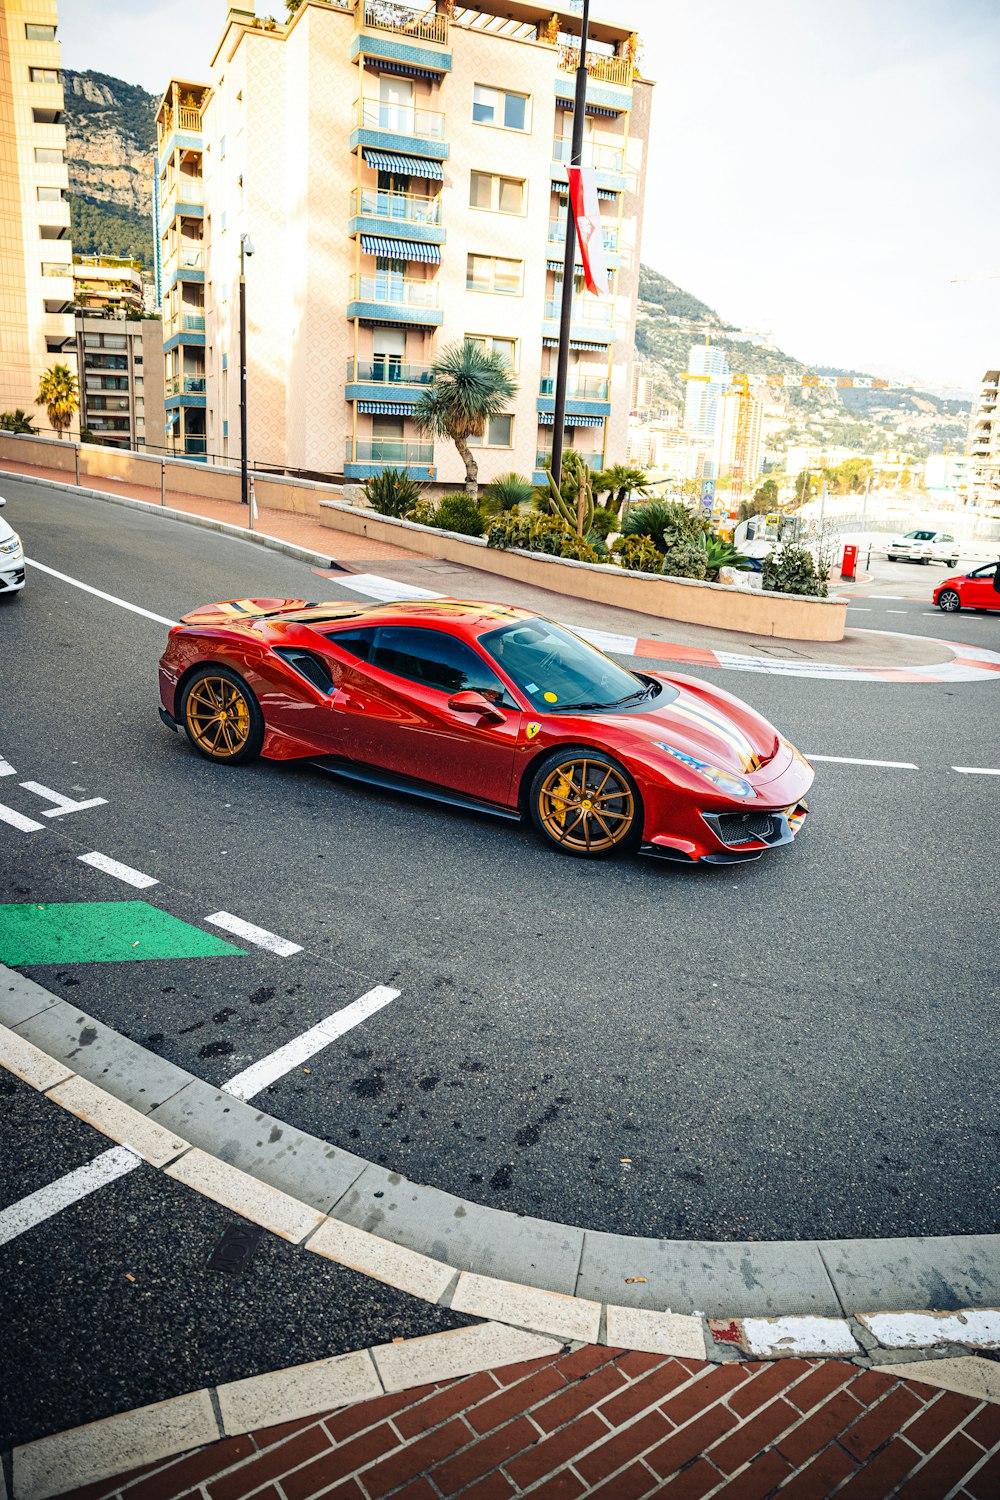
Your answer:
(701, 480), (715, 509)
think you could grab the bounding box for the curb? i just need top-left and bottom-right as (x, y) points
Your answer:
(3, 968), (998, 1357)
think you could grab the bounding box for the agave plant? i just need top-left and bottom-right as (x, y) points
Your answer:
(697, 534), (754, 581)
(481, 471), (536, 516)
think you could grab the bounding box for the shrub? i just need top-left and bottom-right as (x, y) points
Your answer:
(762, 544), (830, 597)
(588, 506), (618, 540)
(362, 468), (423, 518)
(487, 513), (598, 562)
(481, 471), (535, 515)
(613, 535), (664, 573)
(698, 535), (754, 581)
(428, 493), (487, 537)
(661, 540), (708, 580)
(621, 498), (710, 552)
(404, 497), (437, 526)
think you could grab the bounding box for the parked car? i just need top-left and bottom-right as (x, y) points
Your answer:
(934, 562), (1000, 613)
(886, 529), (959, 566)
(0, 496), (25, 599)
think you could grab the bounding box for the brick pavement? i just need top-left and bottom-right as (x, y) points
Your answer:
(50, 1350), (999, 1500)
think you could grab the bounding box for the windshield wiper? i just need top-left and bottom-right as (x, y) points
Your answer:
(611, 680), (659, 707)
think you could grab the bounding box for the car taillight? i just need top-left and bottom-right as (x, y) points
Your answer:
(168, 624), (185, 637)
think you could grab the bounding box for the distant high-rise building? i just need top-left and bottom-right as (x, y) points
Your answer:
(682, 341), (729, 439)
(712, 390), (763, 485)
(0, 0), (77, 431)
(966, 369), (999, 508)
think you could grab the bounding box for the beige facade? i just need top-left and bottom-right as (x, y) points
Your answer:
(75, 314), (164, 453)
(155, 0), (650, 482)
(0, 0), (76, 431)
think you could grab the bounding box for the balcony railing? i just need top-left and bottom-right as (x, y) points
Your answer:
(350, 186), (442, 226)
(548, 218), (619, 253)
(552, 138), (625, 174)
(557, 46), (633, 87)
(356, 97), (445, 140)
(166, 375), (207, 396)
(166, 314), (206, 338)
(183, 436), (207, 456)
(348, 440), (435, 465)
(41, 261), (71, 278)
(347, 359), (433, 386)
(539, 375), (609, 401)
(537, 449), (604, 472)
(178, 248), (204, 270)
(544, 299), (614, 329)
(163, 178), (204, 206)
(350, 273), (440, 309)
(359, 0), (448, 46)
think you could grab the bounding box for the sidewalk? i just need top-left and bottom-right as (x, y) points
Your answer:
(30, 1346), (1000, 1500)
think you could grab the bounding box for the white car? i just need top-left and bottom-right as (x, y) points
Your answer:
(886, 529), (959, 566)
(0, 495), (25, 597)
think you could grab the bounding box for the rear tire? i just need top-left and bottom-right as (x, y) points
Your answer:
(528, 749), (643, 859)
(937, 590), (961, 613)
(180, 665), (264, 764)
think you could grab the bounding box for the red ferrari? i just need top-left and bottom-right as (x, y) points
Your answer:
(158, 598), (813, 863)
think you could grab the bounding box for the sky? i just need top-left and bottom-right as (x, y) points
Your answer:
(57, 0), (1000, 392)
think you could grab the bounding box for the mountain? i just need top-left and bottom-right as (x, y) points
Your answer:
(635, 266), (970, 458)
(61, 69), (158, 267)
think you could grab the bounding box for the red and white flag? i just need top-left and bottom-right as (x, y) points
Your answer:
(566, 164), (610, 297)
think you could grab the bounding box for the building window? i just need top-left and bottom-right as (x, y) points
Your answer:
(465, 335), (517, 371)
(472, 85), (530, 132)
(25, 23), (57, 40)
(39, 225), (67, 240)
(33, 147), (64, 164)
(40, 261), (70, 277)
(469, 172), (524, 215)
(29, 66), (59, 83)
(221, 210), (227, 232)
(469, 415), (514, 448)
(32, 107), (61, 124)
(37, 186), (66, 201)
(220, 135), (226, 158)
(466, 255), (522, 296)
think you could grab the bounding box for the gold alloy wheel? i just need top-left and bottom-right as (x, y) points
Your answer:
(537, 757), (635, 853)
(184, 675), (252, 758)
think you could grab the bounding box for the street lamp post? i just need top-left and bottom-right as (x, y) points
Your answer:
(550, 0), (591, 488)
(239, 233), (254, 505)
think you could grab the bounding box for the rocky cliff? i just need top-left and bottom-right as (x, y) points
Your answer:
(61, 69), (157, 265)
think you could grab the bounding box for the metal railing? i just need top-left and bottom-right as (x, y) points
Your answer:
(350, 273), (439, 308)
(350, 186), (442, 225)
(356, 97), (445, 140)
(539, 375), (609, 400)
(544, 298), (614, 329)
(347, 439), (435, 465)
(359, 0), (448, 46)
(41, 262), (71, 277)
(347, 358), (433, 385)
(165, 375), (207, 396)
(178, 248), (204, 270)
(552, 137), (625, 173)
(557, 46), (633, 87)
(548, 218), (619, 252)
(163, 179), (204, 206)
(183, 436), (207, 456)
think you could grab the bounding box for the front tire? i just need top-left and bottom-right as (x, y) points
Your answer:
(528, 749), (643, 859)
(180, 665), (264, 764)
(937, 590), (961, 613)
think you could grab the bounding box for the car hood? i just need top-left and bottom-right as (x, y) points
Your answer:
(0, 516), (19, 546)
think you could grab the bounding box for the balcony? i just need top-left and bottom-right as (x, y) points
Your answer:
(548, 218), (619, 254)
(357, 0), (448, 46)
(348, 272), (443, 325)
(177, 248), (204, 270)
(165, 375), (207, 396)
(552, 137), (624, 174)
(350, 186), (442, 227)
(539, 375), (609, 401)
(535, 449), (604, 477)
(557, 46), (633, 88)
(355, 96), (445, 141)
(349, 440), (434, 465)
(163, 178), (204, 209)
(544, 299), (614, 330)
(346, 358), (433, 387)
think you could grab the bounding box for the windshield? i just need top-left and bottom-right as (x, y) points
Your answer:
(480, 619), (648, 711)
(905, 531), (935, 541)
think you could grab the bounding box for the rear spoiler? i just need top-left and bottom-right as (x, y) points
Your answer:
(179, 597), (310, 625)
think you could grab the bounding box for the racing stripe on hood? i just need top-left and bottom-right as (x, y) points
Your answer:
(666, 697), (761, 772)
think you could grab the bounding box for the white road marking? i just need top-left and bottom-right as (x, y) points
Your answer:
(0, 1145), (141, 1248)
(574, 625), (640, 655)
(20, 782), (107, 817)
(23, 558), (177, 627)
(0, 755), (15, 777)
(221, 985), (402, 1101)
(953, 766), (1000, 776)
(336, 573), (443, 603)
(204, 911), (303, 957)
(78, 851), (159, 888)
(847, 607), (872, 611)
(0, 802), (43, 833)
(868, 595), (905, 600)
(805, 755), (919, 769)
(885, 609), (908, 614)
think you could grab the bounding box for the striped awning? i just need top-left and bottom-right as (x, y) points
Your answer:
(359, 234), (440, 263)
(551, 181), (621, 202)
(546, 257), (584, 271)
(363, 148), (444, 181)
(597, 187), (620, 200)
(538, 412), (605, 428)
(356, 400), (417, 415)
(555, 99), (624, 118)
(542, 336), (610, 351)
(360, 57), (445, 82)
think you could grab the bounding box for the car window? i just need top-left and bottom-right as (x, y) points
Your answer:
(371, 626), (516, 704)
(905, 531), (935, 541)
(325, 627), (377, 661)
(968, 564), (997, 579)
(480, 618), (647, 711)
(939, 535), (953, 542)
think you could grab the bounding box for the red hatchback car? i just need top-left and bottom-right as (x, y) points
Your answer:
(934, 561), (1000, 613)
(158, 598), (814, 864)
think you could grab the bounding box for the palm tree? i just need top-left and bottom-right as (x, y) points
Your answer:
(598, 463), (651, 517)
(36, 363), (79, 440)
(412, 340), (516, 499)
(0, 409), (37, 433)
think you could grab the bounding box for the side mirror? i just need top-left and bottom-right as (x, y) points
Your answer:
(448, 690), (505, 722)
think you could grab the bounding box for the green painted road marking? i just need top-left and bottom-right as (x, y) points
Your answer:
(0, 901), (246, 965)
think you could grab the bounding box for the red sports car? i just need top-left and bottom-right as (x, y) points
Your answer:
(933, 561), (1000, 613)
(158, 598), (813, 863)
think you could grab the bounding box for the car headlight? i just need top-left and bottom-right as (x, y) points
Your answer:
(653, 742), (756, 799)
(0, 535), (22, 557)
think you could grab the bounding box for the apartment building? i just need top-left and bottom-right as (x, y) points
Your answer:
(966, 368), (1000, 509)
(712, 389), (764, 485)
(75, 314), (164, 452)
(0, 0), (76, 429)
(73, 255), (145, 316)
(153, 0), (651, 480)
(682, 342), (730, 440)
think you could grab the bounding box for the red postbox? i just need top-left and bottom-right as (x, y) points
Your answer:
(841, 544), (858, 580)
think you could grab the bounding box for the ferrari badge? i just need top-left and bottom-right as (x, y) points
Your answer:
(526, 722), (541, 740)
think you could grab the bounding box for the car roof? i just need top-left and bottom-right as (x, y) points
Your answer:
(312, 599), (536, 637)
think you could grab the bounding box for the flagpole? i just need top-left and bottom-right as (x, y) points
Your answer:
(550, 0), (590, 489)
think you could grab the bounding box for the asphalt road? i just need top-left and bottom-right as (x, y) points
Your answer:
(1, 479), (997, 1259)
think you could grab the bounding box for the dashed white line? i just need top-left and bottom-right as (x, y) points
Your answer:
(952, 766), (1000, 776)
(222, 985), (402, 1101)
(20, 782), (107, 817)
(0, 756), (15, 777)
(23, 558), (177, 627)
(204, 911), (303, 957)
(0, 1145), (141, 1248)
(805, 755), (919, 769)
(0, 803), (43, 833)
(885, 610), (907, 614)
(78, 852), (159, 888)
(847, 607), (872, 612)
